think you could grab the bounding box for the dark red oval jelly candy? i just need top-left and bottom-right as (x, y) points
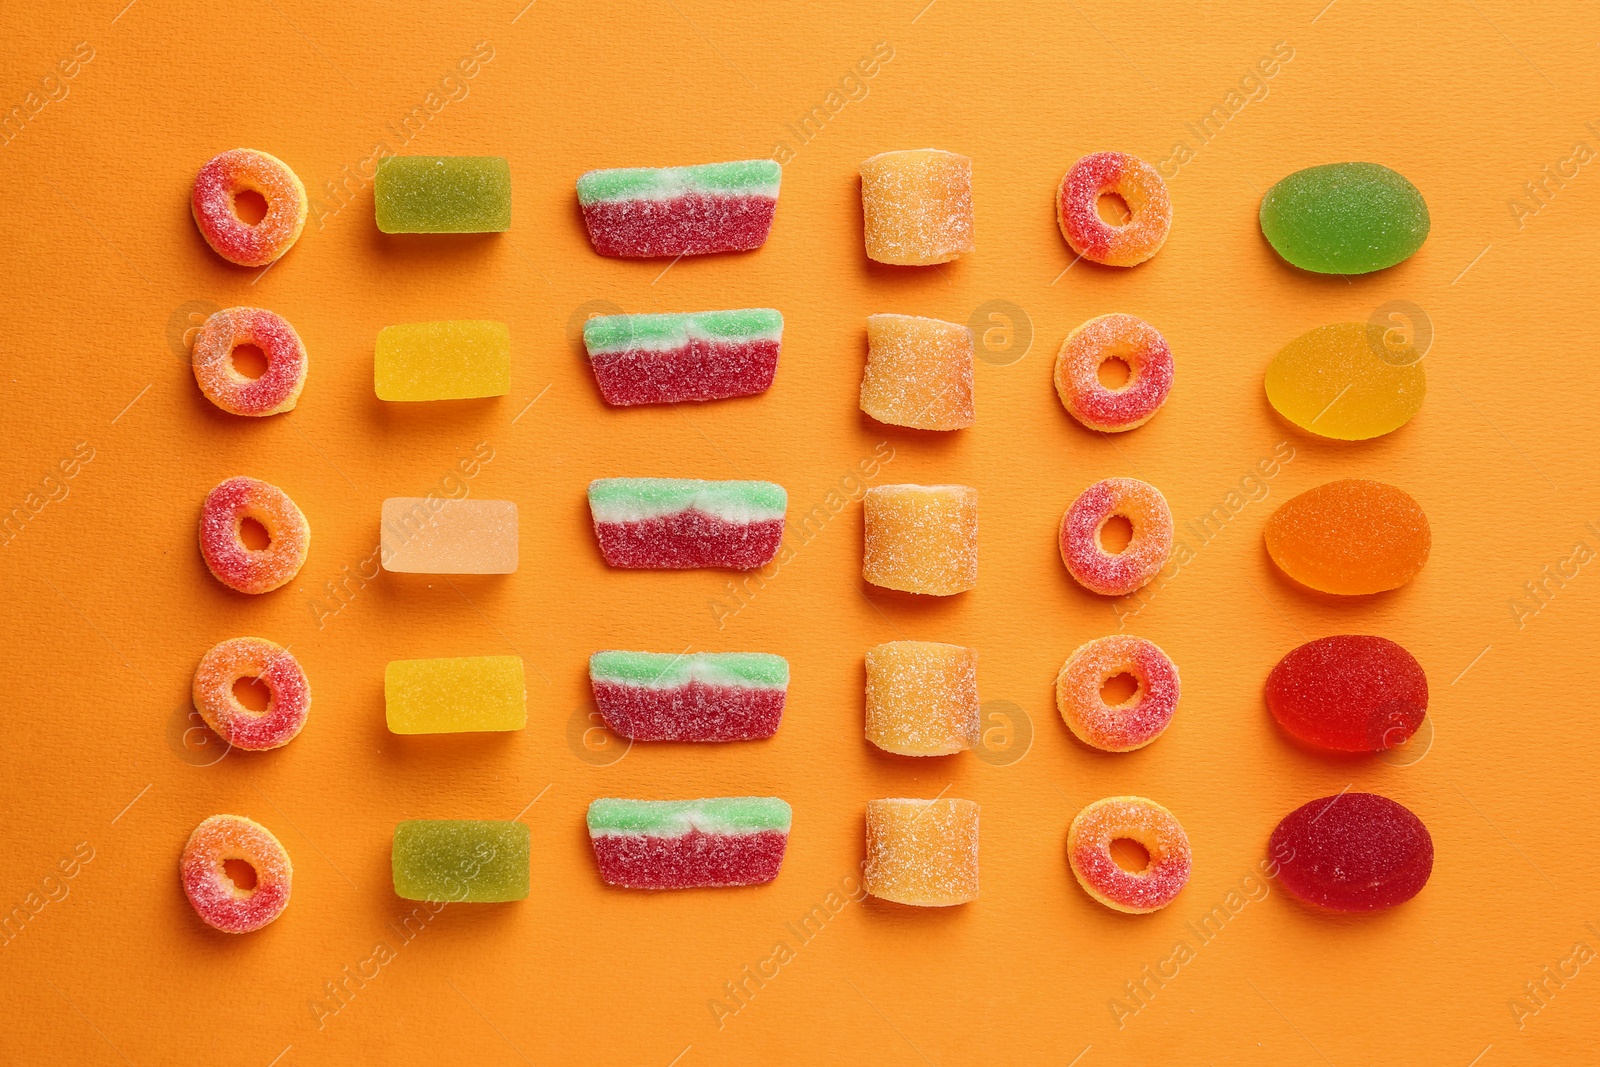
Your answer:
(1265, 635), (1427, 752)
(1269, 793), (1432, 911)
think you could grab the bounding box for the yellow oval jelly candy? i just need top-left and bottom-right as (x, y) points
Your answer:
(1264, 479), (1430, 595)
(1265, 323), (1424, 440)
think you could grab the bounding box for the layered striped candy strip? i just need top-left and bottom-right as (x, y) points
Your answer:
(590, 651), (788, 741)
(588, 478), (786, 570)
(587, 797), (792, 889)
(576, 160), (781, 258)
(583, 309), (782, 406)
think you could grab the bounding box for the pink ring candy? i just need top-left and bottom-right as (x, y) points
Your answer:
(1054, 314), (1173, 432)
(180, 814), (293, 933)
(1060, 477), (1173, 596)
(192, 637), (311, 750)
(192, 307), (307, 417)
(1068, 796), (1191, 913)
(1057, 635), (1180, 751)
(1056, 152), (1172, 267)
(199, 476), (310, 594)
(191, 149), (308, 267)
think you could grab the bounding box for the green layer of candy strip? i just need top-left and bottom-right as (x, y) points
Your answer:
(583, 309), (783, 355)
(576, 160), (782, 204)
(587, 797), (792, 837)
(587, 478), (786, 523)
(589, 651), (789, 689)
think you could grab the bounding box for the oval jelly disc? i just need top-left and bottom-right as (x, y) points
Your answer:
(1266, 635), (1427, 752)
(1269, 793), (1433, 911)
(1264, 479), (1430, 595)
(1265, 323), (1425, 440)
(1259, 163), (1429, 274)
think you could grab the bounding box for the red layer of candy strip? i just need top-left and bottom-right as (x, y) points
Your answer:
(592, 680), (784, 741)
(581, 194), (777, 257)
(594, 513), (783, 570)
(590, 339), (779, 406)
(591, 829), (788, 889)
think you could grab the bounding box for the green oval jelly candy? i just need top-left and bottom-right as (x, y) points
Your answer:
(1259, 163), (1429, 274)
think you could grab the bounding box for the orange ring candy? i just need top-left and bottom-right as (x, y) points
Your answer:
(1068, 796), (1191, 913)
(192, 637), (311, 750)
(191, 149), (308, 267)
(1059, 478), (1172, 596)
(1057, 152), (1172, 267)
(1054, 314), (1173, 432)
(1057, 635), (1180, 751)
(199, 477), (309, 594)
(192, 307), (308, 417)
(180, 814), (293, 933)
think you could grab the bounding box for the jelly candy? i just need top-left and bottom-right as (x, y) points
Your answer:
(860, 149), (974, 265)
(865, 641), (978, 756)
(374, 156), (511, 233)
(180, 814), (292, 933)
(200, 476), (310, 594)
(1269, 793), (1433, 910)
(1265, 479), (1429, 594)
(587, 478), (785, 570)
(391, 820), (530, 902)
(385, 656), (526, 734)
(375, 321), (511, 401)
(192, 307), (307, 417)
(1266, 635), (1427, 752)
(192, 637), (310, 750)
(191, 149), (308, 267)
(862, 484), (978, 596)
(589, 651), (788, 741)
(1068, 796), (1191, 913)
(1059, 478), (1172, 596)
(1265, 323), (1425, 440)
(586, 798), (791, 889)
(381, 498), (519, 574)
(583, 310), (781, 406)
(1056, 635), (1179, 752)
(1054, 313), (1173, 432)
(577, 160), (780, 257)
(1056, 152), (1172, 267)
(1259, 163), (1429, 274)
(859, 314), (975, 430)
(864, 798), (979, 906)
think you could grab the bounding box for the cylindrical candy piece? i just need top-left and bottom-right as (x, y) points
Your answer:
(1054, 314), (1173, 432)
(1264, 479), (1430, 594)
(865, 641), (979, 756)
(199, 477), (310, 594)
(1060, 478), (1172, 596)
(192, 637), (311, 751)
(180, 814), (293, 933)
(865, 798), (979, 906)
(191, 307), (308, 417)
(1269, 793), (1433, 911)
(191, 149), (308, 267)
(863, 484), (978, 596)
(391, 820), (531, 902)
(1057, 152), (1172, 267)
(860, 314), (975, 430)
(1266, 635), (1428, 752)
(587, 798), (792, 889)
(1056, 635), (1179, 752)
(1067, 796), (1191, 914)
(860, 149), (974, 265)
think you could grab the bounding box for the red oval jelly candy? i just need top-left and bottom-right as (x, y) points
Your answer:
(1270, 793), (1432, 911)
(1265, 635), (1427, 752)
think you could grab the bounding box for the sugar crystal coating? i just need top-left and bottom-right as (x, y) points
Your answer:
(577, 160), (780, 258)
(1266, 635), (1427, 752)
(1056, 635), (1179, 752)
(864, 798), (979, 906)
(1266, 322), (1425, 440)
(199, 476), (310, 594)
(587, 798), (791, 889)
(590, 651), (787, 741)
(381, 498), (518, 574)
(863, 484), (978, 596)
(1068, 796), (1191, 913)
(192, 637), (310, 750)
(860, 314), (975, 430)
(180, 814), (292, 933)
(191, 149), (308, 267)
(1269, 793), (1433, 910)
(385, 656), (525, 734)
(391, 820), (530, 902)
(864, 641), (978, 756)
(1056, 152), (1172, 267)
(583, 310), (782, 406)
(1059, 478), (1172, 596)
(1054, 314), (1173, 432)
(1260, 163), (1429, 274)
(1264, 479), (1429, 594)
(374, 156), (511, 233)
(588, 478), (786, 570)
(860, 149), (974, 265)
(375, 321), (510, 401)
(192, 307), (307, 417)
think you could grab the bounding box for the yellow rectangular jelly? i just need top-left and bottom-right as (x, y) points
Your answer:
(381, 497), (519, 574)
(375, 321), (510, 401)
(385, 655), (526, 734)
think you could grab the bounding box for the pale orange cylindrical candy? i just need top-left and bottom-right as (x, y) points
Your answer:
(860, 314), (975, 430)
(863, 484), (977, 596)
(860, 149), (974, 265)
(865, 798), (979, 906)
(865, 641), (978, 756)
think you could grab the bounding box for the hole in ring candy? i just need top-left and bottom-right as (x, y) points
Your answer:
(1056, 635), (1180, 752)
(191, 307), (307, 416)
(1059, 478), (1173, 596)
(1057, 152), (1172, 267)
(192, 637), (310, 750)
(200, 476), (310, 594)
(1067, 796), (1191, 913)
(180, 814), (292, 933)
(190, 149), (308, 267)
(1054, 314), (1174, 432)
(1264, 479), (1430, 595)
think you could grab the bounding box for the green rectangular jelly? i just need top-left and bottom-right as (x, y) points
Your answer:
(391, 820), (529, 902)
(375, 156), (512, 233)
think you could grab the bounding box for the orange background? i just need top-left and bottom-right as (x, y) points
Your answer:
(2, 1), (1597, 1064)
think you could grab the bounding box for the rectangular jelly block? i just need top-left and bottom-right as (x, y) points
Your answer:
(587, 797), (791, 889)
(374, 156), (512, 233)
(865, 641), (978, 756)
(385, 655), (525, 734)
(860, 149), (974, 265)
(861, 314), (975, 430)
(865, 798), (979, 906)
(576, 159), (781, 258)
(375, 321), (510, 401)
(391, 820), (530, 902)
(587, 478), (786, 570)
(862, 484), (978, 595)
(583, 309), (782, 406)
(381, 497), (518, 574)
(590, 651), (788, 741)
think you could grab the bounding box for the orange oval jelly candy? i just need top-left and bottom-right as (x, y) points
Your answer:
(1264, 479), (1429, 594)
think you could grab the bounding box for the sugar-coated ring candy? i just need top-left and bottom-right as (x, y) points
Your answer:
(1060, 478), (1172, 596)
(200, 476), (310, 594)
(1269, 793), (1433, 911)
(1068, 796), (1191, 914)
(191, 149), (308, 267)
(1057, 152), (1172, 267)
(1054, 314), (1174, 432)
(180, 814), (292, 933)
(192, 637), (310, 750)
(1057, 636), (1179, 752)
(191, 307), (307, 417)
